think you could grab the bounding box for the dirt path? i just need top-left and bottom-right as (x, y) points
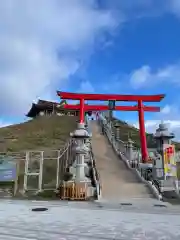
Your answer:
(91, 121), (153, 201)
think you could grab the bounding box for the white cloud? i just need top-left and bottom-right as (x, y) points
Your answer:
(129, 65), (151, 88)
(134, 120), (180, 133)
(78, 80), (95, 93)
(161, 105), (171, 114)
(146, 120), (180, 141)
(171, 0), (180, 16)
(128, 63), (180, 140)
(0, 120), (12, 128)
(130, 63), (180, 89)
(133, 119), (180, 141)
(0, 0), (117, 116)
(65, 80), (95, 105)
(132, 104), (180, 140)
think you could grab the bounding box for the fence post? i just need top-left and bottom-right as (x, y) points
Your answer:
(13, 159), (20, 196)
(38, 151), (44, 192)
(23, 151), (29, 193)
(66, 142), (69, 165)
(56, 150), (60, 189)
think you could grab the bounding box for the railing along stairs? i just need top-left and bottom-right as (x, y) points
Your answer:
(85, 116), (101, 199)
(97, 113), (178, 200)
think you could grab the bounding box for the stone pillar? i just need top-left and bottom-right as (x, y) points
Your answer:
(114, 122), (120, 141)
(116, 127), (120, 141)
(118, 140), (125, 155)
(114, 123), (120, 152)
(84, 138), (92, 177)
(110, 125), (116, 149)
(126, 139), (134, 162)
(101, 122), (105, 135)
(111, 126), (115, 139)
(109, 110), (113, 122)
(70, 123), (90, 182)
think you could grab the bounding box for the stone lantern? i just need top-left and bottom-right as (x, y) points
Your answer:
(114, 122), (121, 141)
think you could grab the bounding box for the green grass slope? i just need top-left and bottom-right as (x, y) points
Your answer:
(0, 114), (179, 153)
(0, 115), (78, 197)
(0, 115), (78, 152)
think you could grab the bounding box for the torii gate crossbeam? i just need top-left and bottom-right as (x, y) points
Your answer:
(63, 104), (160, 112)
(57, 91), (164, 102)
(57, 91), (165, 164)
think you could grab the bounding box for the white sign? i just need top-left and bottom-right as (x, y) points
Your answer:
(57, 112), (75, 116)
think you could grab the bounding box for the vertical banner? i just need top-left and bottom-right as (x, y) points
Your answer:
(164, 145), (176, 178)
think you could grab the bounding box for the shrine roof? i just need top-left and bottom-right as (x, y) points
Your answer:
(26, 99), (76, 118)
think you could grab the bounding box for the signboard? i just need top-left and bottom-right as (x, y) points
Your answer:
(0, 157), (17, 182)
(0, 168), (16, 181)
(56, 111), (77, 116)
(164, 145), (177, 178)
(108, 100), (115, 110)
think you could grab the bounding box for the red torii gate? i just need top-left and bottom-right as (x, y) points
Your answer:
(57, 91), (165, 163)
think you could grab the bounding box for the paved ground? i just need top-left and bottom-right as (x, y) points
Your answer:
(1, 200), (179, 239)
(91, 121), (154, 201)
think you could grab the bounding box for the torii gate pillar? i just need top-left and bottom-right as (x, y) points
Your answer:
(80, 99), (85, 123)
(138, 100), (148, 161)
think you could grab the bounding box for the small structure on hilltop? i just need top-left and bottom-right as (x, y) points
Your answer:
(26, 99), (79, 118)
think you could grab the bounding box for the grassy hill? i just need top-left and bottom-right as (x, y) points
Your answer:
(0, 115), (179, 152)
(0, 115), (78, 152)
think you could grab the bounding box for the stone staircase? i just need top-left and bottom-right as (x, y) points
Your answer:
(91, 121), (154, 201)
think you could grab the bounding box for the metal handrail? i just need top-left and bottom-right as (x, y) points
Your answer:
(86, 119), (101, 197)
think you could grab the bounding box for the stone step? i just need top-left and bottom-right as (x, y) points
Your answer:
(90, 121), (154, 201)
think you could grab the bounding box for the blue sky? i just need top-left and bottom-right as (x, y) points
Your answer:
(1, 0), (180, 138)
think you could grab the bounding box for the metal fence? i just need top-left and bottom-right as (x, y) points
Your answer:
(24, 139), (74, 193)
(0, 138), (75, 196)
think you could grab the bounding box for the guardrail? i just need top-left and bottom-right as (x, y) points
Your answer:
(90, 149), (101, 198)
(85, 119), (101, 199)
(98, 114), (163, 200)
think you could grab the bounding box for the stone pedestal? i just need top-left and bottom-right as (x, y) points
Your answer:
(70, 123), (90, 182)
(61, 122), (96, 199)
